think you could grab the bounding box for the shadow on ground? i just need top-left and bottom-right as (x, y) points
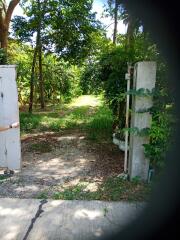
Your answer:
(0, 130), (124, 199)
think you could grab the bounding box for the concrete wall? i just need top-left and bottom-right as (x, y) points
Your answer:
(128, 62), (156, 181)
(0, 65), (21, 170)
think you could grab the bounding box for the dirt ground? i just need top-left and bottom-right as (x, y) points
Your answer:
(0, 130), (124, 198)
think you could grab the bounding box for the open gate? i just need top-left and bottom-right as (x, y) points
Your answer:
(0, 65), (21, 171)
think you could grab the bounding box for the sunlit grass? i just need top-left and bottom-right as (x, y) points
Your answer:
(20, 95), (113, 141)
(68, 95), (103, 108)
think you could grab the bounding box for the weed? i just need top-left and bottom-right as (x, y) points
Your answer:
(103, 207), (109, 217)
(131, 176), (142, 184)
(87, 106), (113, 141)
(36, 191), (48, 199)
(0, 174), (9, 183)
(52, 177), (151, 201)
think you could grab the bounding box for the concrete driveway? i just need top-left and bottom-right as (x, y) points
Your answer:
(0, 198), (145, 240)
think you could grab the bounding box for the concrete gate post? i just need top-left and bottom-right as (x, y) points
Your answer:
(0, 65), (21, 170)
(128, 62), (156, 181)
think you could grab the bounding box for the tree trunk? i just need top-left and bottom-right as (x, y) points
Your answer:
(0, 27), (8, 63)
(0, 0), (20, 51)
(113, 0), (118, 45)
(37, 0), (45, 109)
(38, 41), (44, 109)
(126, 15), (135, 61)
(0, 27), (8, 49)
(29, 45), (38, 113)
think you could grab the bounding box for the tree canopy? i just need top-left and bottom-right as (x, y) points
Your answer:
(12, 0), (101, 62)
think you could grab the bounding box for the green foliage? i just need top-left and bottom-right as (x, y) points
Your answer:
(8, 40), (82, 105)
(8, 40), (33, 105)
(12, 0), (101, 62)
(80, 63), (103, 95)
(131, 176), (142, 184)
(0, 48), (7, 64)
(52, 177), (151, 201)
(43, 55), (82, 103)
(20, 106), (89, 134)
(126, 88), (155, 97)
(123, 127), (150, 137)
(143, 110), (173, 171)
(0, 175), (9, 181)
(79, 31), (111, 94)
(96, 45), (129, 127)
(53, 184), (88, 200)
(11, 0), (101, 110)
(87, 105), (113, 141)
(19, 95), (113, 140)
(36, 191), (48, 199)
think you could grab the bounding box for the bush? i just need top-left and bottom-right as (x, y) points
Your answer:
(143, 59), (175, 172)
(143, 110), (173, 171)
(87, 105), (113, 141)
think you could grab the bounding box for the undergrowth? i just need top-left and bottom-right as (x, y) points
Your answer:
(20, 95), (114, 141)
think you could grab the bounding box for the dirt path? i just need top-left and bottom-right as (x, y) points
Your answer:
(0, 130), (123, 198)
(0, 96), (124, 198)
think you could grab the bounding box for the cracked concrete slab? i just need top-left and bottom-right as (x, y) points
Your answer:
(0, 198), (145, 240)
(0, 198), (40, 240)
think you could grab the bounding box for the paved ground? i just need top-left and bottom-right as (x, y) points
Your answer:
(0, 198), (145, 240)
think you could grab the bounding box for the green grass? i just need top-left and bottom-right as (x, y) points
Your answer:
(52, 177), (151, 202)
(20, 95), (114, 141)
(20, 106), (90, 134)
(87, 106), (113, 141)
(0, 174), (10, 184)
(0, 175), (8, 181)
(36, 191), (49, 199)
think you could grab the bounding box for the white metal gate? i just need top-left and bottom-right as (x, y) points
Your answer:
(0, 65), (21, 170)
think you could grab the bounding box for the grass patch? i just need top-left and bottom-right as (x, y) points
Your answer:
(99, 176), (151, 201)
(87, 106), (113, 141)
(20, 107), (90, 134)
(53, 183), (102, 200)
(0, 174), (9, 182)
(52, 177), (151, 202)
(0, 174), (12, 184)
(20, 95), (114, 142)
(36, 191), (48, 199)
(0, 175), (7, 180)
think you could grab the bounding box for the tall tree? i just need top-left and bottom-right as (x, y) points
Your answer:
(37, 0), (45, 109)
(12, 0), (100, 111)
(119, 3), (142, 60)
(29, 35), (38, 112)
(104, 0), (120, 44)
(112, 0), (119, 44)
(0, 0), (19, 50)
(13, 0), (47, 111)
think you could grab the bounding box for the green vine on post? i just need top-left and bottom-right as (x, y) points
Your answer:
(126, 88), (156, 97)
(134, 106), (153, 113)
(123, 127), (150, 137)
